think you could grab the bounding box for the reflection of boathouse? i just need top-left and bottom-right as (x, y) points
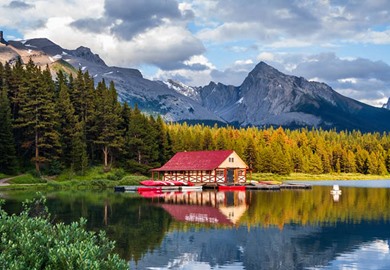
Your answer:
(158, 191), (248, 226)
(151, 150), (248, 184)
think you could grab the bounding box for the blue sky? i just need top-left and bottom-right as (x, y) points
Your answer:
(1, 0), (390, 107)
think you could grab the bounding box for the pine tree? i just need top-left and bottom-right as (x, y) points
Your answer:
(202, 127), (215, 150)
(14, 61), (61, 174)
(385, 150), (390, 173)
(93, 81), (123, 170)
(71, 121), (88, 175)
(154, 115), (171, 165)
(57, 81), (77, 167)
(0, 85), (18, 174)
(244, 137), (258, 172)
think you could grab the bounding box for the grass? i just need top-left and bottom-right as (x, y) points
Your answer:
(0, 173), (9, 179)
(250, 172), (390, 182)
(55, 166), (133, 182)
(0, 166), (149, 191)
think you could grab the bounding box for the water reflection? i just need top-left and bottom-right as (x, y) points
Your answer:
(2, 183), (390, 269)
(141, 190), (248, 226)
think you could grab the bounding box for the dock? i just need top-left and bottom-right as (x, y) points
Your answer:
(114, 185), (202, 192)
(114, 182), (311, 193)
(246, 184), (281, 190)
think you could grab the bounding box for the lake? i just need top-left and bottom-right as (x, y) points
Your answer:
(2, 180), (390, 269)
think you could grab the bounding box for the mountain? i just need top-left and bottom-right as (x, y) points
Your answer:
(1, 34), (390, 132)
(0, 37), (223, 123)
(383, 98), (390, 110)
(170, 62), (390, 132)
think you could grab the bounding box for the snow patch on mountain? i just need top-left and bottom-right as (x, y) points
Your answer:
(164, 79), (201, 102)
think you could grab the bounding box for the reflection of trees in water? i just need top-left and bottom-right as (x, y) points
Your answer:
(3, 186), (390, 265)
(243, 186), (390, 228)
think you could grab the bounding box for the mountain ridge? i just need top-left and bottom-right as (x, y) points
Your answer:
(170, 61), (390, 131)
(1, 35), (390, 132)
(0, 36), (223, 123)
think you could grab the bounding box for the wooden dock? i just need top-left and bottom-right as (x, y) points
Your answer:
(280, 183), (312, 190)
(114, 185), (202, 192)
(246, 184), (281, 190)
(114, 182), (311, 193)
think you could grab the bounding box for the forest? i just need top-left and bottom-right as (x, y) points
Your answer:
(0, 59), (390, 176)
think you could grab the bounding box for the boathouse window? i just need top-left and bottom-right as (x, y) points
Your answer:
(216, 170), (224, 177)
(229, 157), (234, 162)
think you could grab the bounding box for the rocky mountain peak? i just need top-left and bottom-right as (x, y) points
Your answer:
(250, 61), (283, 78)
(383, 97), (390, 110)
(72, 46), (106, 66)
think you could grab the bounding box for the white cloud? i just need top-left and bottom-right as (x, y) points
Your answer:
(197, 22), (272, 42)
(338, 78), (358, 84)
(257, 52), (275, 62)
(154, 55), (215, 86)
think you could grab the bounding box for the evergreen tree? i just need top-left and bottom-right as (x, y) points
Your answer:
(154, 115), (171, 165)
(57, 81), (77, 167)
(71, 121), (88, 175)
(0, 85), (18, 174)
(244, 137), (258, 172)
(93, 81), (123, 170)
(385, 150), (390, 173)
(309, 153), (323, 174)
(202, 127), (215, 150)
(14, 61), (61, 174)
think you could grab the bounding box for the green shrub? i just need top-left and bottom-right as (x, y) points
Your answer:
(118, 175), (148, 186)
(106, 168), (126, 181)
(0, 195), (128, 270)
(8, 174), (46, 184)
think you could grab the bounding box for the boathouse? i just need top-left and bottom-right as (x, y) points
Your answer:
(151, 150), (248, 184)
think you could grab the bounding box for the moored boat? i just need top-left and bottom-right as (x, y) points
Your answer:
(218, 185), (246, 191)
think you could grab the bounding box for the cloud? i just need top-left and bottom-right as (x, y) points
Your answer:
(195, 0), (390, 46)
(293, 53), (390, 82)
(154, 55), (215, 86)
(70, 18), (109, 34)
(5, 0), (34, 9)
(71, 0), (191, 41)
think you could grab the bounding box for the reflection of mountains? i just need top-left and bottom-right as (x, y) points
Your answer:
(129, 221), (390, 270)
(154, 191), (248, 226)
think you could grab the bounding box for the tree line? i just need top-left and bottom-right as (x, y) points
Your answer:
(167, 123), (390, 175)
(0, 59), (172, 175)
(1, 58), (390, 176)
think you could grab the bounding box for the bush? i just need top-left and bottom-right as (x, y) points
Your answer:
(106, 168), (126, 181)
(0, 195), (128, 270)
(118, 175), (149, 186)
(8, 174), (46, 184)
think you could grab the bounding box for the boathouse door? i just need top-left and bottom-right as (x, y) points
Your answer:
(227, 169), (234, 184)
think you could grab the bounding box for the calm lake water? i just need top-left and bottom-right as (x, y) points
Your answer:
(2, 180), (390, 270)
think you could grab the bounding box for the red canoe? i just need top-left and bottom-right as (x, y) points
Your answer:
(218, 185), (246, 191)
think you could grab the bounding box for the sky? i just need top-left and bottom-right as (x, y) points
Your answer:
(1, 0), (390, 107)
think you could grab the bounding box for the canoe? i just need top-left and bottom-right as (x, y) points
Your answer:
(180, 186), (203, 191)
(218, 185), (246, 191)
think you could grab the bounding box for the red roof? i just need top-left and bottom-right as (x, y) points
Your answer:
(152, 150), (234, 171)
